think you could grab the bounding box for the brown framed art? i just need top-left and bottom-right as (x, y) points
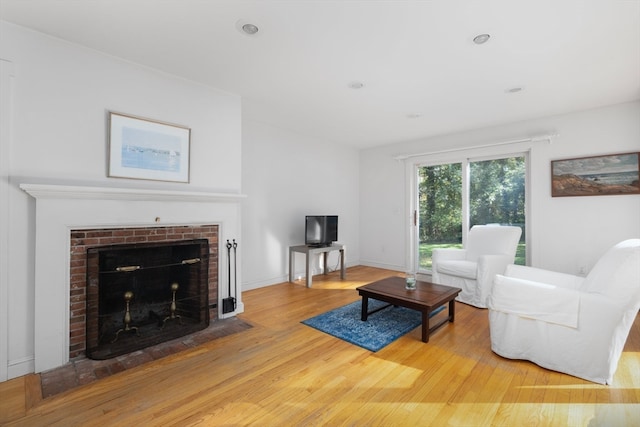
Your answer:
(551, 152), (640, 197)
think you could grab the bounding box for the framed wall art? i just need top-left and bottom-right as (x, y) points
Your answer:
(108, 112), (191, 183)
(551, 152), (640, 197)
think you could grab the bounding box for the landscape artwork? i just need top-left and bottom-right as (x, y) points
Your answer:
(551, 152), (640, 197)
(121, 127), (182, 172)
(109, 112), (191, 183)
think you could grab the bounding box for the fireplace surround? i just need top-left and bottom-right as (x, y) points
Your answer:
(21, 183), (245, 373)
(71, 228), (218, 360)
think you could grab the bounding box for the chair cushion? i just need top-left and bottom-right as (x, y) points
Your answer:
(436, 260), (477, 280)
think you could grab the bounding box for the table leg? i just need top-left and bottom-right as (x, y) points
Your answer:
(323, 252), (328, 275)
(339, 249), (345, 279)
(422, 311), (429, 343)
(449, 299), (456, 322)
(289, 248), (294, 283)
(361, 296), (369, 321)
(306, 251), (312, 287)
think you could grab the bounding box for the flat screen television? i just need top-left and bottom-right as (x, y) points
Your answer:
(305, 215), (338, 247)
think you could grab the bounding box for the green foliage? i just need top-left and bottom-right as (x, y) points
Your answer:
(418, 163), (462, 242)
(469, 157), (525, 228)
(418, 157), (525, 243)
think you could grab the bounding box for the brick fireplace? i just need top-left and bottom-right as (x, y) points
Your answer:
(21, 183), (244, 373)
(69, 225), (219, 359)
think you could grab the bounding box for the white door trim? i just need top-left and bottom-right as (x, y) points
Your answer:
(0, 59), (15, 382)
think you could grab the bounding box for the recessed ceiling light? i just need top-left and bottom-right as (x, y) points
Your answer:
(242, 23), (259, 35)
(235, 19), (260, 37)
(505, 87), (524, 93)
(348, 81), (364, 89)
(473, 34), (491, 45)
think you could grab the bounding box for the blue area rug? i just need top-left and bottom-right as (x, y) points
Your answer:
(301, 299), (444, 352)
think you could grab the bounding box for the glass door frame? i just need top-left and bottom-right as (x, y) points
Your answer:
(406, 148), (531, 275)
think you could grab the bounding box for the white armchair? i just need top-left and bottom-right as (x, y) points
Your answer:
(487, 239), (640, 384)
(431, 225), (522, 308)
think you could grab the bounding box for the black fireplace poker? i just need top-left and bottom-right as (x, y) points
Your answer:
(223, 239), (237, 314)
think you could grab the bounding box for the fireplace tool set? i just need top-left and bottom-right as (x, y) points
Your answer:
(223, 239), (238, 314)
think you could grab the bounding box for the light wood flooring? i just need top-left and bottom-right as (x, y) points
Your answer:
(1, 266), (639, 426)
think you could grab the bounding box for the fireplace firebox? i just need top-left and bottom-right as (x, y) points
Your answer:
(86, 239), (210, 359)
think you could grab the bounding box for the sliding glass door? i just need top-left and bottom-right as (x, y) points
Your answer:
(417, 163), (463, 270)
(417, 154), (527, 272)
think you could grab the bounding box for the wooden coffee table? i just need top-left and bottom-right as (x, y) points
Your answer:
(356, 276), (461, 343)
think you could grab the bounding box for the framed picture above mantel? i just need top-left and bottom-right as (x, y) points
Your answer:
(551, 152), (640, 197)
(108, 112), (191, 183)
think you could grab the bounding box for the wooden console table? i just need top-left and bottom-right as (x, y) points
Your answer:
(289, 243), (346, 287)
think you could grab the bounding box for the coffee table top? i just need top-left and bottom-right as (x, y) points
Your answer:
(357, 276), (461, 309)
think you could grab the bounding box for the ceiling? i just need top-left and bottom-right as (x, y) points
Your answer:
(1, 0), (639, 149)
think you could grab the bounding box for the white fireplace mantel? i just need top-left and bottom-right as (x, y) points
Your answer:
(20, 183), (246, 203)
(21, 183), (245, 373)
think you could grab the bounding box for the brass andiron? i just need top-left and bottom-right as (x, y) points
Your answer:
(112, 291), (140, 343)
(162, 282), (183, 329)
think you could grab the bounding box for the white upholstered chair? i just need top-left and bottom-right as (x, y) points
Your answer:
(431, 225), (522, 308)
(487, 239), (640, 384)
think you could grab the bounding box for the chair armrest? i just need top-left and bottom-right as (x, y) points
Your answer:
(432, 249), (467, 283)
(503, 264), (584, 290)
(432, 248), (467, 262)
(488, 274), (580, 328)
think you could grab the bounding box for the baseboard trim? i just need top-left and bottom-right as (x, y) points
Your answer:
(359, 260), (403, 272)
(7, 356), (34, 380)
(242, 261), (358, 291)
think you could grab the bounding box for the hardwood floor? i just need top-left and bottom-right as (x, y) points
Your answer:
(1, 266), (639, 426)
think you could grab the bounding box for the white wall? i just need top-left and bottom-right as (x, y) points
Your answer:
(0, 22), (241, 379)
(241, 120), (360, 289)
(360, 101), (640, 275)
